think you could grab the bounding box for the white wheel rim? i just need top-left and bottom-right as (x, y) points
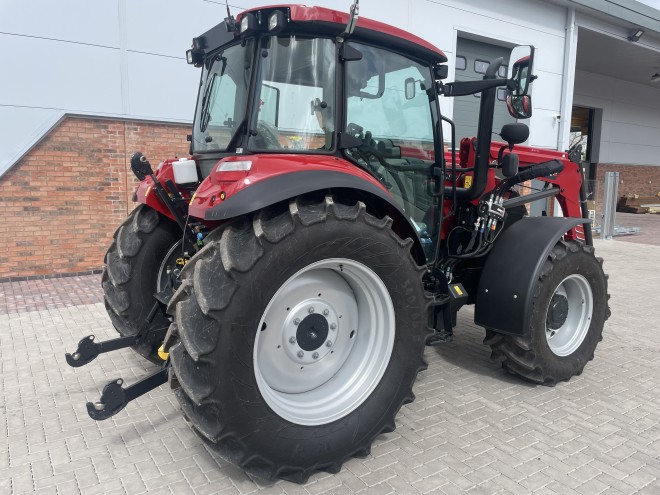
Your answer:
(253, 258), (395, 426)
(545, 274), (593, 356)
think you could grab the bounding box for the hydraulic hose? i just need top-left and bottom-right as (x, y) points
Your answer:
(497, 159), (564, 194)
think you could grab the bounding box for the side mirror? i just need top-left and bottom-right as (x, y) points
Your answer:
(405, 77), (416, 100)
(507, 45), (535, 96)
(434, 65), (448, 80)
(506, 94), (533, 119)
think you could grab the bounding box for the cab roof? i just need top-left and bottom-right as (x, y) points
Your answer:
(194, 4), (448, 65)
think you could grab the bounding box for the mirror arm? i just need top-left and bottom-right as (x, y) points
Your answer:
(442, 78), (507, 97)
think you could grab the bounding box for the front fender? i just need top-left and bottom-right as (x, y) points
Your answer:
(474, 217), (590, 336)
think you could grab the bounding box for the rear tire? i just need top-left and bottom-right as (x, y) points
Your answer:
(103, 205), (180, 363)
(167, 195), (429, 482)
(485, 240), (609, 385)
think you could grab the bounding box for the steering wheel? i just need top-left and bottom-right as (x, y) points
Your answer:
(254, 120), (282, 149)
(346, 123), (411, 214)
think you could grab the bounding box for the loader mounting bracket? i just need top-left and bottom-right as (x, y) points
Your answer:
(425, 281), (468, 346)
(425, 294), (455, 346)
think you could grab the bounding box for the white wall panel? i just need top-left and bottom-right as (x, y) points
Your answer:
(528, 108), (560, 149)
(0, 107), (60, 164)
(423, 0), (566, 35)
(125, 0), (225, 57)
(574, 69), (660, 166)
(126, 52), (200, 121)
(530, 71), (563, 111)
(0, 0), (120, 47)
(608, 143), (660, 165)
(0, 34), (123, 114)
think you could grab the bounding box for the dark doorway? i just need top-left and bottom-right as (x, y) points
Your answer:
(570, 105), (603, 220)
(570, 105), (597, 181)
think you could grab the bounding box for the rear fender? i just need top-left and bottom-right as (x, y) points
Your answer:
(203, 169), (427, 264)
(474, 217), (589, 336)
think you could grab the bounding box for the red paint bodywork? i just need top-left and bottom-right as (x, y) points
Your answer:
(442, 137), (583, 240)
(187, 154), (386, 220)
(136, 141), (582, 243)
(135, 159), (195, 219)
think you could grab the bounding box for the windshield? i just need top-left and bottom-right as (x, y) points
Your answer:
(192, 40), (255, 152)
(249, 36), (335, 151)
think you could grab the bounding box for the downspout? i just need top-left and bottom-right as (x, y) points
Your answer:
(558, 7), (577, 152)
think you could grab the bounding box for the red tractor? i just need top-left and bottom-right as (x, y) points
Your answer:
(67, 2), (609, 483)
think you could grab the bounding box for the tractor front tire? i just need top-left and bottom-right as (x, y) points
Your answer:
(103, 205), (180, 363)
(167, 195), (429, 483)
(485, 240), (609, 385)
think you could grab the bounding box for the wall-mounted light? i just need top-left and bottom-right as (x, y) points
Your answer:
(628, 28), (644, 42)
(651, 73), (660, 83)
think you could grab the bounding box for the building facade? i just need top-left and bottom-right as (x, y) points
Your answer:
(1, 0), (659, 279)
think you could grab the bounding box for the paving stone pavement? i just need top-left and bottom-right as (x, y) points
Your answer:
(1, 239), (659, 494)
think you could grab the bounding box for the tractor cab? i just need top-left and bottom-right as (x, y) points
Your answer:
(184, 4), (534, 264)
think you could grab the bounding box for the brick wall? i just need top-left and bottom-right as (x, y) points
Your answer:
(0, 116), (190, 280)
(596, 163), (660, 200)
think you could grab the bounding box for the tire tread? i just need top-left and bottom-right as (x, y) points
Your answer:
(486, 240), (610, 385)
(169, 195), (429, 482)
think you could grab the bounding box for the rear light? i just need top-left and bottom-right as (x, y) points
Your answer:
(216, 160), (252, 172)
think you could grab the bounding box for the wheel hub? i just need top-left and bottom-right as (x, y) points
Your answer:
(546, 293), (569, 330)
(282, 300), (340, 366)
(297, 313), (329, 351)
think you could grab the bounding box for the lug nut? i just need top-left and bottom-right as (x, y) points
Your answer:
(330, 323), (337, 330)
(293, 318), (300, 325)
(289, 337), (296, 344)
(308, 307), (315, 314)
(325, 341), (332, 347)
(312, 352), (319, 359)
(323, 309), (329, 316)
(297, 351), (304, 358)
